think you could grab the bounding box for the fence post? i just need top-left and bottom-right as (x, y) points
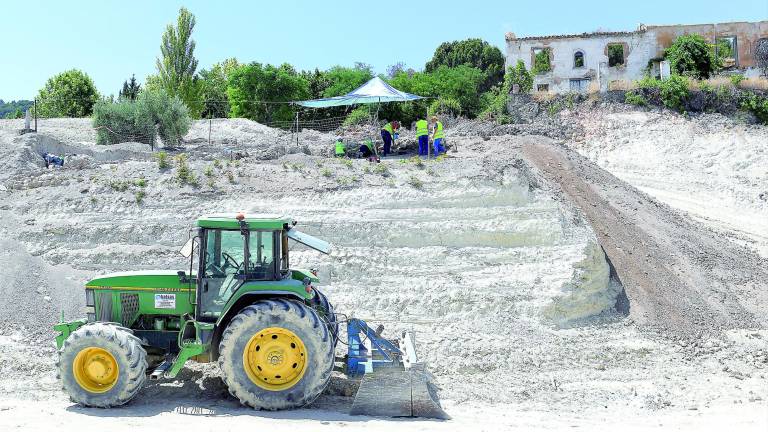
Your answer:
(208, 118), (212, 146)
(295, 112), (300, 147)
(34, 98), (37, 132)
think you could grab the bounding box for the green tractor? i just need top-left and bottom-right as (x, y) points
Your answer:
(54, 214), (339, 410)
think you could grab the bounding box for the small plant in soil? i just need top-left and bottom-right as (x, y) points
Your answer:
(155, 151), (169, 169)
(321, 168), (332, 177)
(343, 159), (353, 168)
(213, 159), (222, 169)
(227, 171), (235, 184)
(204, 165), (214, 177)
(408, 176), (424, 189)
(374, 163), (390, 177)
(134, 190), (145, 204)
(109, 180), (129, 192)
(134, 177), (147, 188)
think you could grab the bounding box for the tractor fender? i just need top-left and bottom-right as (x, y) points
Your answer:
(210, 291), (307, 360)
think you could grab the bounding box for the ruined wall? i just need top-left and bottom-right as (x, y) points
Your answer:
(506, 33), (655, 93)
(506, 21), (768, 93)
(649, 21), (768, 69)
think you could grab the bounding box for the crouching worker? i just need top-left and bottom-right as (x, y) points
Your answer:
(359, 138), (375, 159)
(380, 120), (399, 157)
(430, 116), (445, 155)
(334, 137), (346, 157)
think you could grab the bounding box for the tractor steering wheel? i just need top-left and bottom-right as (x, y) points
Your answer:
(221, 252), (242, 271)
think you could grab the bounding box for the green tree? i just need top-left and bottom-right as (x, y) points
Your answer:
(156, 7), (202, 118)
(665, 34), (720, 79)
(199, 59), (239, 118)
(0, 100), (33, 118)
(36, 69), (99, 117)
(425, 39), (505, 91)
(322, 65), (373, 97)
(385, 65), (486, 123)
(119, 74), (141, 101)
(301, 68), (331, 100)
(227, 62), (310, 124)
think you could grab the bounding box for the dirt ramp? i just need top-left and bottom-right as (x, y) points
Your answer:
(517, 138), (768, 334)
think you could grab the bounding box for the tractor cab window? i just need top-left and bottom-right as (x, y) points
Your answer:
(246, 231), (276, 280)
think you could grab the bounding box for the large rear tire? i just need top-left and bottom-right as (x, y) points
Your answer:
(218, 299), (334, 410)
(311, 288), (338, 348)
(57, 323), (147, 407)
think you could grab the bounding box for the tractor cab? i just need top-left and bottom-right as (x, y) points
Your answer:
(182, 214), (330, 321)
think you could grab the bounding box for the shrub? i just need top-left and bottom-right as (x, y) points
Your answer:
(92, 99), (155, 145)
(659, 75), (690, 111)
(343, 106), (371, 126)
(135, 190), (145, 204)
(92, 89), (190, 147)
(140, 89), (191, 147)
(321, 168), (332, 177)
(730, 74), (746, 87)
(134, 177), (147, 188)
(742, 93), (768, 124)
(665, 35), (719, 79)
(227, 171), (235, 184)
(625, 91), (647, 106)
(533, 49), (551, 74)
(428, 97), (461, 116)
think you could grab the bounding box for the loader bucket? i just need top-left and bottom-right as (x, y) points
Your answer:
(350, 364), (449, 419)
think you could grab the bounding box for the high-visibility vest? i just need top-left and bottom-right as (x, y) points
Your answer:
(433, 121), (444, 139)
(382, 122), (393, 135)
(415, 120), (428, 137)
(335, 140), (345, 155)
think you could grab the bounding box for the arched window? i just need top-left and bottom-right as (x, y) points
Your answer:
(574, 51), (585, 68)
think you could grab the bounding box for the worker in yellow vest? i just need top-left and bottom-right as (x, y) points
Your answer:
(334, 138), (345, 157)
(430, 116), (445, 155)
(380, 120), (399, 157)
(415, 118), (429, 156)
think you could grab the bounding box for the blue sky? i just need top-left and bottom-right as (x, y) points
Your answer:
(2, 0), (766, 100)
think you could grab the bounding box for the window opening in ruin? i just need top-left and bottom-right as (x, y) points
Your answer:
(536, 83), (549, 92)
(716, 36), (738, 67)
(574, 51), (585, 68)
(533, 48), (552, 74)
(607, 44), (625, 67)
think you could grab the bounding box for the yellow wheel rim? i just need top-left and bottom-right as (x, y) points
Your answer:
(243, 327), (307, 391)
(72, 347), (119, 393)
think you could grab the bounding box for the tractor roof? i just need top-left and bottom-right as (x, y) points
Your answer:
(197, 214), (293, 230)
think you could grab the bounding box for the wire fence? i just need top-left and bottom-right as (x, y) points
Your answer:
(18, 95), (458, 157)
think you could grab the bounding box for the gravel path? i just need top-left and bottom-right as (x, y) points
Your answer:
(517, 138), (768, 334)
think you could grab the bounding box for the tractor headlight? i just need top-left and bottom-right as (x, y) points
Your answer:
(85, 289), (95, 307)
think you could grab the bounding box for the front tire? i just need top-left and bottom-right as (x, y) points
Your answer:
(218, 299), (334, 410)
(58, 323), (147, 407)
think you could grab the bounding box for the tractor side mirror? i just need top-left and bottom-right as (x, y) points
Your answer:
(179, 238), (194, 258)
